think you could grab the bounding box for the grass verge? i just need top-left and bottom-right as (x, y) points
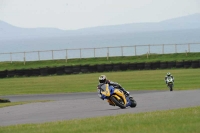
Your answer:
(0, 52), (200, 71)
(0, 68), (199, 95)
(0, 106), (199, 133)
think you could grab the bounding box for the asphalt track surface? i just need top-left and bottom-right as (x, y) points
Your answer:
(0, 89), (200, 126)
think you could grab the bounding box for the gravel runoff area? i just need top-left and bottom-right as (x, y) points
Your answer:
(0, 89), (200, 126)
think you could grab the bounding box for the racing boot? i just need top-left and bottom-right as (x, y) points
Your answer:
(124, 90), (134, 99)
(120, 88), (133, 98)
(123, 90), (130, 97)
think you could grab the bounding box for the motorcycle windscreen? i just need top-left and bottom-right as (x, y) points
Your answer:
(167, 77), (173, 82)
(100, 84), (110, 97)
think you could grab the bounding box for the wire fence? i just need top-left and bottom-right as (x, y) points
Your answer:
(0, 43), (200, 63)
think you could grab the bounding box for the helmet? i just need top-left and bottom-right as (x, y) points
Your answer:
(99, 75), (107, 83)
(167, 72), (171, 76)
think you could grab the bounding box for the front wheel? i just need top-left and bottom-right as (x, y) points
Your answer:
(168, 84), (173, 91)
(110, 95), (126, 109)
(129, 97), (137, 108)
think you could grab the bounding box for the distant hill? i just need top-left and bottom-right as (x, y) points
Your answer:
(1, 13), (200, 55)
(0, 13), (200, 40)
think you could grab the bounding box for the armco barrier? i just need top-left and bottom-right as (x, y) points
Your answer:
(1, 60), (200, 78)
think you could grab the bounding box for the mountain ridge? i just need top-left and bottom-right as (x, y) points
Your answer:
(0, 13), (200, 40)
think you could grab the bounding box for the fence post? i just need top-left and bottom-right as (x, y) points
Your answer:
(66, 56), (68, 63)
(121, 46), (123, 56)
(38, 51), (40, 61)
(52, 50), (54, 60)
(135, 45), (137, 56)
(107, 47), (109, 60)
(94, 48), (96, 58)
(10, 53), (12, 63)
(80, 48), (81, 59)
(66, 49), (68, 63)
(188, 44), (190, 52)
(175, 44), (177, 53)
(162, 44), (164, 54)
(148, 45), (150, 54)
(24, 52), (26, 65)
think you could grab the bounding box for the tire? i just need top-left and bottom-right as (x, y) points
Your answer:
(137, 63), (145, 70)
(168, 84), (173, 91)
(168, 61), (176, 68)
(0, 98), (11, 103)
(113, 63), (121, 71)
(160, 62), (168, 69)
(191, 61), (199, 68)
(120, 63), (129, 71)
(176, 61), (184, 68)
(65, 66), (73, 74)
(151, 61), (160, 70)
(104, 64), (113, 72)
(110, 95), (126, 109)
(128, 63), (137, 70)
(0, 70), (7, 78)
(81, 65), (89, 73)
(130, 98), (137, 108)
(144, 62), (151, 70)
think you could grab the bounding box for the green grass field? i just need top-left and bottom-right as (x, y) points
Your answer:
(0, 53), (199, 132)
(0, 68), (199, 96)
(0, 106), (199, 133)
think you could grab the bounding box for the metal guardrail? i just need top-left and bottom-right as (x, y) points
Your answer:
(0, 43), (200, 63)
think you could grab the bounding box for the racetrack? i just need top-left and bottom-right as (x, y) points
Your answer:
(0, 89), (200, 126)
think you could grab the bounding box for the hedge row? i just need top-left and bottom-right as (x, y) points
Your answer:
(0, 60), (199, 78)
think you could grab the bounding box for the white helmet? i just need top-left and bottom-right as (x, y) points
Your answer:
(99, 75), (107, 83)
(167, 72), (171, 76)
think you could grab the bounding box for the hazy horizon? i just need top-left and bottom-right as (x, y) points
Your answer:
(1, 0), (200, 30)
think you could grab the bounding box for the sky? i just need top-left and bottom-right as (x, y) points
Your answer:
(0, 0), (200, 30)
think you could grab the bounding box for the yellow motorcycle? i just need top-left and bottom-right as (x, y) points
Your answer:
(97, 83), (137, 109)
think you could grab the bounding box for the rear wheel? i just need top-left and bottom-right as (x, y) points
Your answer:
(110, 96), (126, 109)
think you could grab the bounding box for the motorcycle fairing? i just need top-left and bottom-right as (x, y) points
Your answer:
(113, 89), (127, 106)
(101, 84), (111, 97)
